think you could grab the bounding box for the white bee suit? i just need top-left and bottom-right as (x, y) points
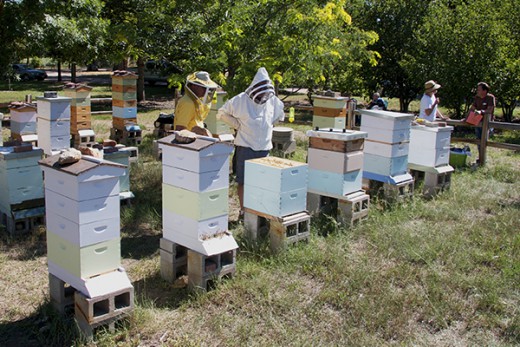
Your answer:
(217, 67), (285, 151)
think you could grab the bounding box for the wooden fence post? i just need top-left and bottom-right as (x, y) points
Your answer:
(479, 114), (489, 166)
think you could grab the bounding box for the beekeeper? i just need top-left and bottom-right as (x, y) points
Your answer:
(217, 67), (285, 211)
(174, 71), (218, 136)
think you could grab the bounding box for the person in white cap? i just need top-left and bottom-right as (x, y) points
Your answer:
(174, 71), (218, 136)
(419, 80), (448, 122)
(217, 67), (285, 211)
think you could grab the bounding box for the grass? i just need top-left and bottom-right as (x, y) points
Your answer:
(0, 87), (519, 346)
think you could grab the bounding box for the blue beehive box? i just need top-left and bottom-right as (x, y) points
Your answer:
(308, 168), (362, 198)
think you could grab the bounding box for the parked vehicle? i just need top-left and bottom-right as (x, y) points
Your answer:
(12, 64), (48, 81)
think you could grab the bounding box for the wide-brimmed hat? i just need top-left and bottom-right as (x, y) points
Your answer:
(186, 71), (218, 89)
(424, 80), (441, 93)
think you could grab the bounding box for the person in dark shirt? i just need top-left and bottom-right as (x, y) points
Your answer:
(367, 92), (387, 110)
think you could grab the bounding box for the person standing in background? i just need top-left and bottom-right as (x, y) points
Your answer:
(419, 80), (449, 122)
(174, 71), (218, 136)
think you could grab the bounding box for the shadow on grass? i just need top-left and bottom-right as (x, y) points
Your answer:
(0, 302), (81, 347)
(0, 227), (47, 261)
(132, 271), (193, 310)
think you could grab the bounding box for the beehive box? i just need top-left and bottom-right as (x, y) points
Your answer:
(308, 168), (362, 197)
(363, 153), (408, 177)
(47, 231), (120, 279)
(163, 184), (228, 221)
(312, 95), (348, 109)
(408, 125), (453, 167)
(159, 135), (233, 173)
(364, 140), (410, 158)
(0, 147), (44, 207)
(38, 118), (70, 137)
(46, 210), (120, 247)
(103, 150), (131, 194)
(11, 120), (37, 134)
(312, 115), (345, 129)
(307, 148), (363, 174)
(359, 109), (414, 132)
(244, 157), (308, 193)
(112, 106), (137, 119)
(36, 96), (71, 121)
(244, 185), (307, 217)
(163, 210), (228, 243)
(163, 164), (228, 193)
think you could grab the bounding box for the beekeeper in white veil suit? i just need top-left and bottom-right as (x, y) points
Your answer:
(217, 67), (285, 212)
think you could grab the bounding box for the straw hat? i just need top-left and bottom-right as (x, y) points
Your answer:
(424, 80), (441, 93)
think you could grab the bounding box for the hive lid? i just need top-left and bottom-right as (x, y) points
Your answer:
(158, 133), (234, 152)
(77, 129), (96, 137)
(306, 128), (368, 141)
(411, 124), (453, 132)
(36, 95), (72, 102)
(63, 82), (93, 92)
(247, 156), (307, 169)
(359, 109), (414, 120)
(171, 232), (239, 256)
(311, 95), (348, 101)
(39, 153), (126, 175)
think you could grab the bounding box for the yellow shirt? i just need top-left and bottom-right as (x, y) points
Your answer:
(174, 92), (211, 131)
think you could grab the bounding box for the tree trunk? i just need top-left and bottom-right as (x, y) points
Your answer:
(71, 63), (77, 83)
(500, 98), (515, 123)
(136, 57), (145, 102)
(57, 61), (62, 82)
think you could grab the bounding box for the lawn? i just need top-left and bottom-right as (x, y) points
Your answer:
(0, 85), (519, 346)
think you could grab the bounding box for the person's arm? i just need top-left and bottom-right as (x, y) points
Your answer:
(425, 98), (439, 116)
(216, 102), (240, 129)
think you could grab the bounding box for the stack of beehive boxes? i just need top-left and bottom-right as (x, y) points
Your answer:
(63, 83), (96, 148)
(408, 123), (454, 196)
(243, 156), (310, 251)
(39, 154), (133, 335)
(8, 102), (38, 145)
(312, 94), (348, 129)
(205, 91), (231, 135)
(306, 129), (369, 225)
(0, 144), (44, 235)
(37, 93), (71, 156)
(158, 134), (237, 291)
(111, 71), (141, 146)
(359, 109), (414, 198)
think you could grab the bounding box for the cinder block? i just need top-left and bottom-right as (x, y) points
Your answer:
(243, 211), (269, 241)
(187, 249), (236, 292)
(337, 192), (370, 227)
(74, 286), (134, 327)
(160, 239), (188, 282)
(269, 211), (311, 253)
(383, 179), (414, 203)
(49, 273), (76, 314)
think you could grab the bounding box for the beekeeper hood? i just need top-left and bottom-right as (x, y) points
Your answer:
(245, 67), (275, 105)
(186, 71), (218, 105)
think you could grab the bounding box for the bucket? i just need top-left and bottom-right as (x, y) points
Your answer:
(449, 146), (471, 168)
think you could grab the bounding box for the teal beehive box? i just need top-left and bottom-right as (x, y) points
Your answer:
(244, 157), (308, 193)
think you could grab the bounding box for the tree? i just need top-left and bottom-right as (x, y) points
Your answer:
(352, 0), (430, 112)
(167, 0), (378, 98)
(41, 0), (109, 82)
(405, 0), (520, 119)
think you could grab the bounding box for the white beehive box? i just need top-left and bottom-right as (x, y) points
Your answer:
(360, 109), (413, 145)
(46, 210), (120, 247)
(159, 134), (234, 173)
(364, 140), (410, 158)
(408, 125), (453, 167)
(163, 164), (229, 193)
(38, 118), (70, 137)
(306, 128), (368, 142)
(36, 96), (71, 120)
(244, 157), (308, 193)
(307, 148), (364, 174)
(38, 135), (70, 154)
